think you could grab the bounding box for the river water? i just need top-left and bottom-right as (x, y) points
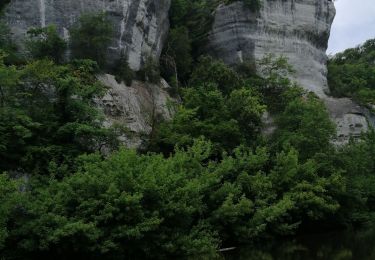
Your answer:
(220, 226), (375, 260)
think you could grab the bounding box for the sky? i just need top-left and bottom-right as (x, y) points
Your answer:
(327, 0), (375, 54)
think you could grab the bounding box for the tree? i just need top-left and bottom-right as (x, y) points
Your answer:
(189, 56), (242, 95)
(328, 38), (375, 106)
(242, 0), (262, 12)
(139, 55), (160, 83)
(161, 26), (192, 88)
(274, 92), (336, 160)
(26, 25), (67, 63)
(70, 12), (113, 67)
(112, 54), (135, 86)
(0, 22), (21, 64)
(0, 58), (118, 175)
(0, 174), (23, 250)
(256, 54), (295, 113)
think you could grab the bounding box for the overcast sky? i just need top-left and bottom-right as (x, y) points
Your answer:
(327, 0), (375, 54)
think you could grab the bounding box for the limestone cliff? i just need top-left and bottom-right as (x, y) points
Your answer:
(4, 0), (170, 70)
(3, 0), (371, 144)
(4, 0), (173, 148)
(97, 75), (175, 149)
(207, 0), (370, 143)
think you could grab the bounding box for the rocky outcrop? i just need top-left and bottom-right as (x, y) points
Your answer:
(4, 0), (173, 149)
(4, 0), (170, 70)
(207, 0), (370, 142)
(97, 75), (175, 149)
(325, 97), (369, 144)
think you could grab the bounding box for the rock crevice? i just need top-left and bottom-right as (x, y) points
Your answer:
(4, 0), (170, 70)
(207, 0), (370, 143)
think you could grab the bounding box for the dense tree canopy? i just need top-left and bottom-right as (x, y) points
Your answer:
(70, 12), (113, 68)
(0, 4), (375, 259)
(328, 38), (375, 107)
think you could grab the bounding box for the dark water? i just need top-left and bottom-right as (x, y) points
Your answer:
(220, 226), (375, 260)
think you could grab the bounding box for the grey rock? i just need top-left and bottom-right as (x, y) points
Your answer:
(4, 0), (170, 70)
(208, 0), (335, 97)
(207, 0), (371, 143)
(324, 97), (369, 145)
(97, 74), (176, 149)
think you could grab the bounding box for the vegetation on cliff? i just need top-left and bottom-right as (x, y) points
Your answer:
(0, 4), (375, 259)
(328, 38), (375, 107)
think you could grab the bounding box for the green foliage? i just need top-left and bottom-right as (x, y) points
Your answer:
(169, 0), (218, 55)
(0, 57), (118, 175)
(274, 92), (336, 161)
(0, 22), (21, 64)
(226, 0), (262, 11)
(189, 56), (243, 94)
(138, 55), (161, 83)
(328, 38), (375, 106)
(151, 57), (265, 154)
(112, 54), (135, 86)
(70, 12), (114, 67)
(0, 174), (23, 250)
(242, 0), (262, 11)
(334, 130), (375, 223)
(5, 141), (219, 257)
(0, 0), (10, 11)
(161, 26), (192, 86)
(256, 54), (296, 112)
(26, 25), (67, 63)
(1, 7), (375, 257)
(1, 138), (344, 257)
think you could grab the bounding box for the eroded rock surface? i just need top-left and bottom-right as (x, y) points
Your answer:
(208, 0), (335, 97)
(97, 74), (175, 148)
(208, 0), (371, 143)
(325, 97), (369, 144)
(4, 0), (170, 70)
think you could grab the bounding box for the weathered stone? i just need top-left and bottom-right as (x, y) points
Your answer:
(208, 0), (335, 97)
(4, 0), (170, 70)
(97, 74), (176, 149)
(207, 0), (371, 143)
(324, 97), (369, 144)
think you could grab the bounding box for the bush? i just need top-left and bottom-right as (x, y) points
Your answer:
(161, 26), (192, 86)
(0, 22), (21, 64)
(113, 55), (135, 86)
(26, 25), (67, 63)
(70, 12), (113, 68)
(138, 55), (160, 83)
(243, 0), (262, 12)
(328, 38), (375, 106)
(1, 138), (344, 258)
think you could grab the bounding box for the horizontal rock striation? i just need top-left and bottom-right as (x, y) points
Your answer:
(208, 0), (335, 97)
(207, 0), (370, 143)
(4, 0), (170, 70)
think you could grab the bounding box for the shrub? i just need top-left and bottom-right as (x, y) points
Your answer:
(70, 12), (113, 68)
(26, 25), (67, 63)
(113, 55), (135, 86)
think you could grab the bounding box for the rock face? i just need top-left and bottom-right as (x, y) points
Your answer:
(4, 0), (170, 70)
(208, 0), (335, 97)
(4, 0), (173, 149)
(97, 75), (175, 149)
(324, 97), (369, 144)
(207, 0), (370, 142)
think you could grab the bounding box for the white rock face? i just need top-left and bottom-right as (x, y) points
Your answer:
(324, 97), (369, 144)
(97, 74), (176, 148)
(208, 0), (335, 97)
(4, 0), (170, 70)
(207, 0), (370, 143)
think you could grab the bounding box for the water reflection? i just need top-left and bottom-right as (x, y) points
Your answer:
(192, 226), (375, 260)
(222, 226), (375, 260)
